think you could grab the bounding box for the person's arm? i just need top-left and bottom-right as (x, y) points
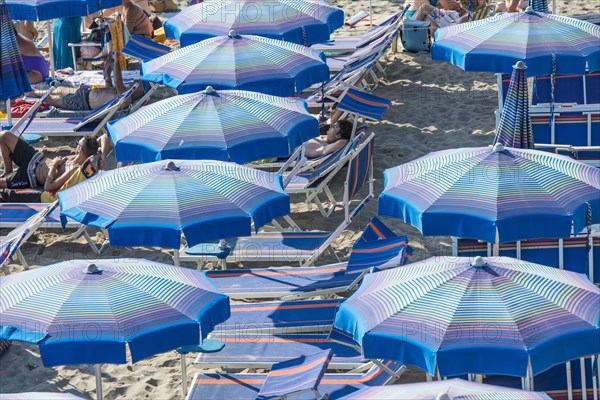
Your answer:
(322, 139), (348, 156)
(97, 134), (111, 169)
(44, 158), (77, 192)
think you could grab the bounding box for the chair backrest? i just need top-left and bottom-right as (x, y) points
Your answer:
(357, 217), (396, 242)
(257, 349), (333, 400)
(337, 88), (392, 122)
(11, 86), (57, 136)
(343, 132), (375, 222)
(356, 10), (405, 48)
(122, 34), (171, 62)
(74, 83), (138, 132)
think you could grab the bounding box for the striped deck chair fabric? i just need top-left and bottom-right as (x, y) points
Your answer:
(195, 333), (367, 370)
(122, 34), (170, 62)
(204, 217), (412, 299)
(336, 88), (392, 122)
(210, 299), (343, 335)
(186, 360), (406, 400)
(327, 33), (394, 73)
(256, 349), (333, 400)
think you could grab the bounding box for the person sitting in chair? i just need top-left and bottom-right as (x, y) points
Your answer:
(303, 119), (353, 158)
(0, 131), (110, 199)
(412, 0), (469, 32)
(41, 51), (145, 111)
(14, 23), (49, 84)
(495, 0), (528, 13)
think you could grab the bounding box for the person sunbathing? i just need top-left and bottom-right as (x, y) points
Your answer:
(42, 51), (145, 111)
(303, 119), (353, 158)
(14, 23), (49, 84)
(122, 0), (154, 39)
(495, 0), (528, 13)
(0, 131), (109, 196)
(412, 0), (469, 32)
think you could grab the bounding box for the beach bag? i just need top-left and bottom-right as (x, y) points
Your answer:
(401, 19), (430, 52)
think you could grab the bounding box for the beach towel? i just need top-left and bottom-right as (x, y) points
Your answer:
(10, 99), (49, 118)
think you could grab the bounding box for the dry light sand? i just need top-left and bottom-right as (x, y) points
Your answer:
(0, 0), (596, 398)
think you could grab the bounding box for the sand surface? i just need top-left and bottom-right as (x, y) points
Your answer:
(0, 0), (595, 398)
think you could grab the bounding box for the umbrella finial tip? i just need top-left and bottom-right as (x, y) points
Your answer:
(492, 143), (505, 152)
(472, 256), (487, 268)
(204, 86), (216, 94)
(515, 60), (526, 69)
(228, 30), (239, 38)
(85, 263), (102, 274)
(525, 5), (534, 13)
(164, 161), (180, 171)
(436, 393), (451, 400)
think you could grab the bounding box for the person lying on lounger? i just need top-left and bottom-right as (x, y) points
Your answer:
(41, 51), (145, 111)
(303, 119), (353, 158)
(14, 23), (49, 84)
(412, 0), (469, 32)
(0, 131), (110, 201)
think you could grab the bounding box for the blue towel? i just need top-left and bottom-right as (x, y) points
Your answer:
(53, 17), (82, 70)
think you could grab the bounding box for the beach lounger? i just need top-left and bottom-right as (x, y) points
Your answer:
(0, 202), (57, 273)
(186, 358), (406, 400)
(122, 34), (171, 62)
(194, 332), (368, 371)
(0, 203), (108, 255)
(453, 226), (600, 284)
(204, 217), (412, 300)
(3, 85), (137, 139)
(311, 8), (407, 55)
(211, 298), (343, 335)
(326, 31), (397, 74)
(483, 356), (599, 400)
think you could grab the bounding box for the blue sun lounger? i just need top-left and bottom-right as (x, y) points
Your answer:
(186, 358), (406, 400)
(483, 356), (599, 400)
(0, 203), (108, 256)
(453, 227), (600, 284)
(205, 217), (412, 300)
(210, 298), (343, 336)
(195, 332), (368, 370)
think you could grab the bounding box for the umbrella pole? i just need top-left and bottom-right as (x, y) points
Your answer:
(496, 74), (503, 130)
(5, 99), (11, 127)
(180, 353), (187, 397)
(580, 358), (587, 400)
(566, 361), (573, 400)
(552, 0), (556, 14)
(369, 0), (372, 27)
(95, 364), (103, 400)
(47, 21), (55, 78)
(493, 229), (500, 258)
(173, 249), (180, 266)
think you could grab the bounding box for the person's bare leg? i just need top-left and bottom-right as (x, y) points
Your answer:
(413, 3), (435, 20)
(0, 131), (20, 185)
(103, 51), (115, 88)
(112, 51), (127, 94)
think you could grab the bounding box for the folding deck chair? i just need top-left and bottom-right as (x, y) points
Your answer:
(4, 85), (138, 139)
(311, 7), (408, 55)
(326, 30), (398, 74)
(0, 202), (57, 273)
(195, 332), (368, 371)
(453, 226), (600, 284)
(205, 217), (412, 300)
(122, 34), (171, 62)
(187, 358), (406, 400)
(0, 203), (108, 255)
(179, 133), (375, 268)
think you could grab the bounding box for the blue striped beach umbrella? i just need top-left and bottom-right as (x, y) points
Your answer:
(4, 0), (122, 20)
(331, 256), (600, 378)
(530, 0), (549, 13)
(1, 1), (31, 126)
(141, 31), (329, 96)
(379, 145), (600, 244)
(0, 258), (230, 399)
(107, 87), (319, 164)
(165, 0), (344, 47)
(58, 160), (290, 249)
(494, 61), (534, 149)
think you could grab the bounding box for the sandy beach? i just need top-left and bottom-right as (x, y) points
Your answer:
(0, 0), (595, 398)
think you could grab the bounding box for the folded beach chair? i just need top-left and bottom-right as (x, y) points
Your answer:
(483, 356), (599, 400)
(179, 133), (374, 268)
(122, 34), (171, 62)
(195, 332), (368, 371)
(453, 226), (600, 284)
(0, 203), (108, 255)
(0, 202), (57, 273)
(326, 30), (398, 74)
(311, 7), (407, 55)
(212, 298), (343, 335)
(186, 357), (406, 400)
(3, 85), (138, 139)
(205, 217), (411, 300)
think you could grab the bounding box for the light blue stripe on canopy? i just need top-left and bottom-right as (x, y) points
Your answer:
(165, 0), (344, 47)
(432, 8), (600, 76)
(141, 31), (329, 97)
(58, 160), (290, 248)
(107, 87), (319, 164)
(1, 2), (31, 101)
(331, 256), (600, 378)
(494, 61), (534, 149)
(5, 0), (122, 20)
(379, 145), (600, 244)
(0, 259), (230, 366)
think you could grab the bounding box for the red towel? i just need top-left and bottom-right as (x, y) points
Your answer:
(11, 99), (49, 118)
